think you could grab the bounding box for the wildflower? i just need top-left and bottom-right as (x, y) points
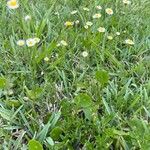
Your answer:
(86, 21), (93, 26)
(34, 38), (40, 43)
(44, 57), (49, 62)
(82, 51), (88, 58)
(64, 21), (74, 27)
(84, 25), (89, 29)
(116, 32), (121, 36)
(41, 71), (44, 75)
(8, 89), (14, 95)
(24, 15), (31, 21)
(55, 53), (59, 57)
(97, 27), (106, 33)
(105, 8), (113, 15)
(23, 97), (29, 101)
(123, 0), (131, 5)
(92, 13), (101, 19)
(16, 40), (25, 46)
(84, 21), (93, 29)
(56, 43), (61, 47)
(75, 20), (80, 25)
(71, 10), (78, 15)
(107, 35), (113, 40)
(60, 40), (68, 46)
(26, 38), (36, 47)
(125, 39), (134, 45)
(96, 5), (102, 10)
(83, 7), (89, 11)
(54, 12), (59, 15)
(7, 0), (19, 9)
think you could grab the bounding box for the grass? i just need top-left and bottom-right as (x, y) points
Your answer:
(0, 0), (150, 149)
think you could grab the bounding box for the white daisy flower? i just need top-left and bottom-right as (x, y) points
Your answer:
(7, 0), (19, 9)
(96, 5), (102, 10)
(82, 51), (88, 57)
(75, 20), (80, 25)
(123, 0), (131, 5)
(71, 10), (78, 15)
(44, 57), (49, 62)
(34, 38), (40, 43)
(97, 27), (106, 33)
(26, 38), (36, 47)
(92, 13), (102, 19)
(105, 8), (113, 15)
(107, 36), (113, 40)
(125, 39), (135, 45)
(54, 12), (59, 15)
(84, 25), (89, 29)
(16, 40), (25, 46)
(83, 7), (90, 11)
(116, 32), (121, 36)
(60, 40), (68, 46)
(24, 15), (31, 21)
(86, 21), (93, 26)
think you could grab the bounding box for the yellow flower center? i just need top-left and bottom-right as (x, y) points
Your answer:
(9, 0), (17, 6)
(29, 41), (33, 45)
(65, 21), (73, 26)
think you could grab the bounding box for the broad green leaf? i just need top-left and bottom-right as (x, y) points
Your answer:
(37, 111), (61, 142)
(0, 77), (7, 89)
(113, 129), (129, 136)
(102, 97), (111, 114)
(50, 111), (61, 129)
(50, 127), (64, 141)
(28, 139), (43, 150)
(83, 107), (93, 120)
(26, 86), (43, 100)
(0, 108), (14, 121)
(6, 100), (21, 107)
(95, 70), (109, 86)
(74, 93), (93, 108)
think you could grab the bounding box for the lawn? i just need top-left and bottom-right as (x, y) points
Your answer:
(0, 0), (150, 149)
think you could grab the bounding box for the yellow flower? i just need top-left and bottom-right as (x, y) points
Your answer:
(34, 38), (40, 43)
(105, 8), (113, 15)
(7, 0), (19, 9)
(16, 40), (25, 46)
(44, 57), (49, 62)
(97, 27), (106, 33)
(64, 21), (74, 27)
(92, 13), (102, 19)
(82, 51), (88, 57)
(123, 0), (131, 4)
(83, 7), (89, 11)
(71, 10), (78, 15)
(96, 5), (102, 10)
(107, 35), (113, 40)
(60, 40), (68, 46)
(125, 39), (135, 45)
(26, 38), (36, 47)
